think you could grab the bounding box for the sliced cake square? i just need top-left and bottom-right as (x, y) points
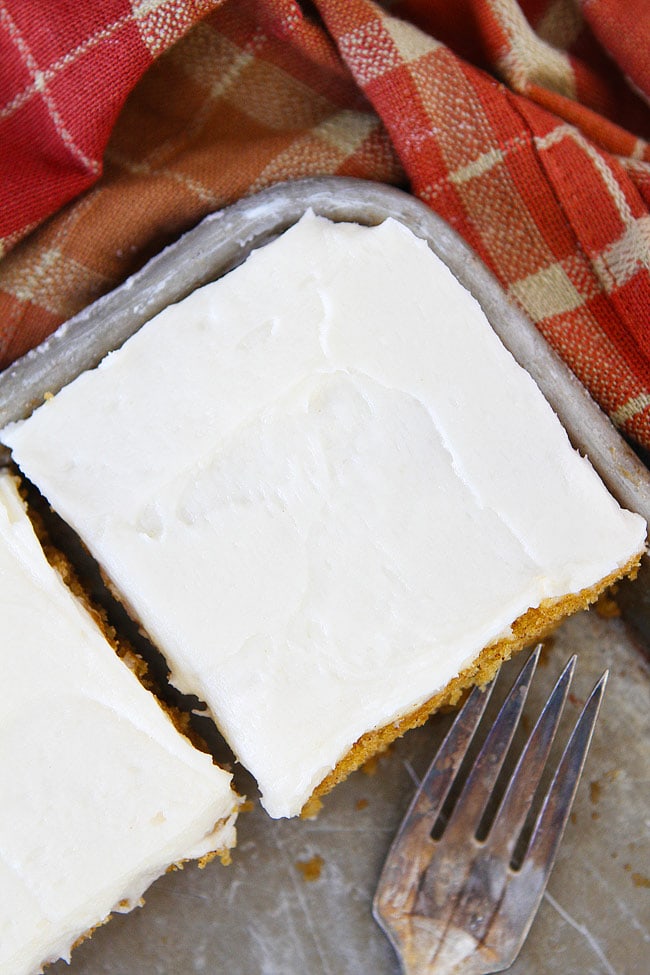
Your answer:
(2, 213), (645, 819)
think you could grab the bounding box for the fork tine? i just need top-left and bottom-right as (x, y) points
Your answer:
(443, 646), (541, 841)
(486, 655), (576, 861)
(490, 670), (609, 964)
(406, 681), (496, 826)
(373, 679), (496, 919)
(523, 669), (608, 876)
(381, 679), (497, 862)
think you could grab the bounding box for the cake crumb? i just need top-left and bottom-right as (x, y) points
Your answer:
(300, 796), (323, 820)
(361, 745), (392, 776)
(537, 638), (555, 667)
(296, 854), (324, 882)
(355, 798), (369, 811)
(632, 873), (650, 888)
(166, 861), (185, 874)
(361, 755), (380, 776)
(594, 588), (621, 618)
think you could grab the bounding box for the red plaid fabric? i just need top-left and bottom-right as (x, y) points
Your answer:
(0, 0), (225, 250)
(2, 0), (650, 449)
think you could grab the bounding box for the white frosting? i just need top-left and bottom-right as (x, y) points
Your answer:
(2, 213), (645, 819)
(0, 472), (238, 975)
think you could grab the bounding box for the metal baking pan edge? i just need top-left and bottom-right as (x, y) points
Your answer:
(2, 176), (649, 531)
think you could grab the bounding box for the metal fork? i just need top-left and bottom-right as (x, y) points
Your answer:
(373, 646), (607, 975)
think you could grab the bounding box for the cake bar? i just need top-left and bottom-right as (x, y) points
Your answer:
(2, 213), (645, 819)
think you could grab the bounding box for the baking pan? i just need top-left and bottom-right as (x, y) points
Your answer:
(1, 178), (648, 974)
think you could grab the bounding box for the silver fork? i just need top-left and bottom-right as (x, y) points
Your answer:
(373, 646), (607, 975)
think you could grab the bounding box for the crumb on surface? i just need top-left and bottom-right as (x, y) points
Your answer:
(296, 854), (324, 882)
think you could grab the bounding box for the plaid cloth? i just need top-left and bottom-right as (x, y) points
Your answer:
(1, 1), (650, 449)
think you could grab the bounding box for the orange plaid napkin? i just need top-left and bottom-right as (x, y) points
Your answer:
(1, 0), (649, 448)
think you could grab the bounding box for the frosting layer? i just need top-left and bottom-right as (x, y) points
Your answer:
(0, 472), (238, 975)
(2, 213), (646, 818)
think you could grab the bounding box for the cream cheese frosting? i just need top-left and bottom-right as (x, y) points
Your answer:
(2, 212), (646, 819)
(0, 472), (238, 975)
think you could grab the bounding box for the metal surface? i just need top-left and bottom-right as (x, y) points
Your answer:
(1, 178), (648, 972)
(374, 650), (608, 974)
